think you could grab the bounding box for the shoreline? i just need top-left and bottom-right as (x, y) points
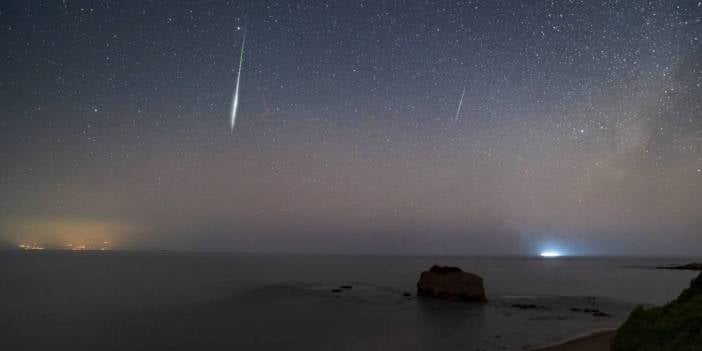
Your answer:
(532, 330), (616, 351)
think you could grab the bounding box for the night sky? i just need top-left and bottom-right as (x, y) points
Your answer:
(1, 1), (701, 255)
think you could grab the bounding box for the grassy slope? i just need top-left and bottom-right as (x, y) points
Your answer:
(612, 273), (702, 351)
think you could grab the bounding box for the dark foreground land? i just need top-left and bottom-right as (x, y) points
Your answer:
(612, 272), (702, 351)
(537, 271), (702, 351)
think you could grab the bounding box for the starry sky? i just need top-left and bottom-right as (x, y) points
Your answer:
(1, 0), (701, 255)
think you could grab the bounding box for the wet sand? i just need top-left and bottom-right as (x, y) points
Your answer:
(534, 330), (614, 351)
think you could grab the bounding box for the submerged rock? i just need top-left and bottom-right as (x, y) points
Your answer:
(612, 272), (702, 350)
(416, 265), (487, 302)
(511, 303), (544, 310)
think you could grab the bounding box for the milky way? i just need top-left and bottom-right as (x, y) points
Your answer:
(0, 1), (700, 255)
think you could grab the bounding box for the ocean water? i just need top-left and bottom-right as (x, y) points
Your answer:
(0, 251), (698, 350)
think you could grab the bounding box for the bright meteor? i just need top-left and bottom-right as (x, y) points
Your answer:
(230, 32), (246, 131)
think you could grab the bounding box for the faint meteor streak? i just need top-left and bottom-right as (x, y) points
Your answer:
(454, 86), (466, 122)
(230, 33), (246, 131)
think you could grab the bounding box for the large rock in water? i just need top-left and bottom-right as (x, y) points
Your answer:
(417, 265), (487, 302)
(612, 272), (702, 351)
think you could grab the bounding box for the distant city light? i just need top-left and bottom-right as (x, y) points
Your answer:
(18, 244), (45, 250)
(540, 251), (562, 258)
(18, 242), (112, 251)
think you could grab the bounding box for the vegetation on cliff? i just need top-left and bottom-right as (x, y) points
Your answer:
(612, 272), (702, 351)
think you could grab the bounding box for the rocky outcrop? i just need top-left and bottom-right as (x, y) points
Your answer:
(416, 265), (487, 302)
(612, 272), (702, 350)
(655, 262), (702, 270)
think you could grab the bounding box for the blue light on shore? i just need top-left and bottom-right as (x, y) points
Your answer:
(540, 251), (562, 258)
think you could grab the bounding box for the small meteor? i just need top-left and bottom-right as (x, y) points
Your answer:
(230, 32), (246, 131)
(454, 86), (466, 122)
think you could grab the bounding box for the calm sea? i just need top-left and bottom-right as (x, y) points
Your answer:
(1, 251), (698, 350)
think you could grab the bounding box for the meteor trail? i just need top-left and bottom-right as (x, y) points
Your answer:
(454, 86), (466, 122)
(230, 33), (246, 131)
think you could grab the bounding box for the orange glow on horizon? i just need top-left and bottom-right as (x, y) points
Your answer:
(4, 217), (132, 250)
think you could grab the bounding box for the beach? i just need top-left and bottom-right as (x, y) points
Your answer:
(534, 331), (614, 351)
